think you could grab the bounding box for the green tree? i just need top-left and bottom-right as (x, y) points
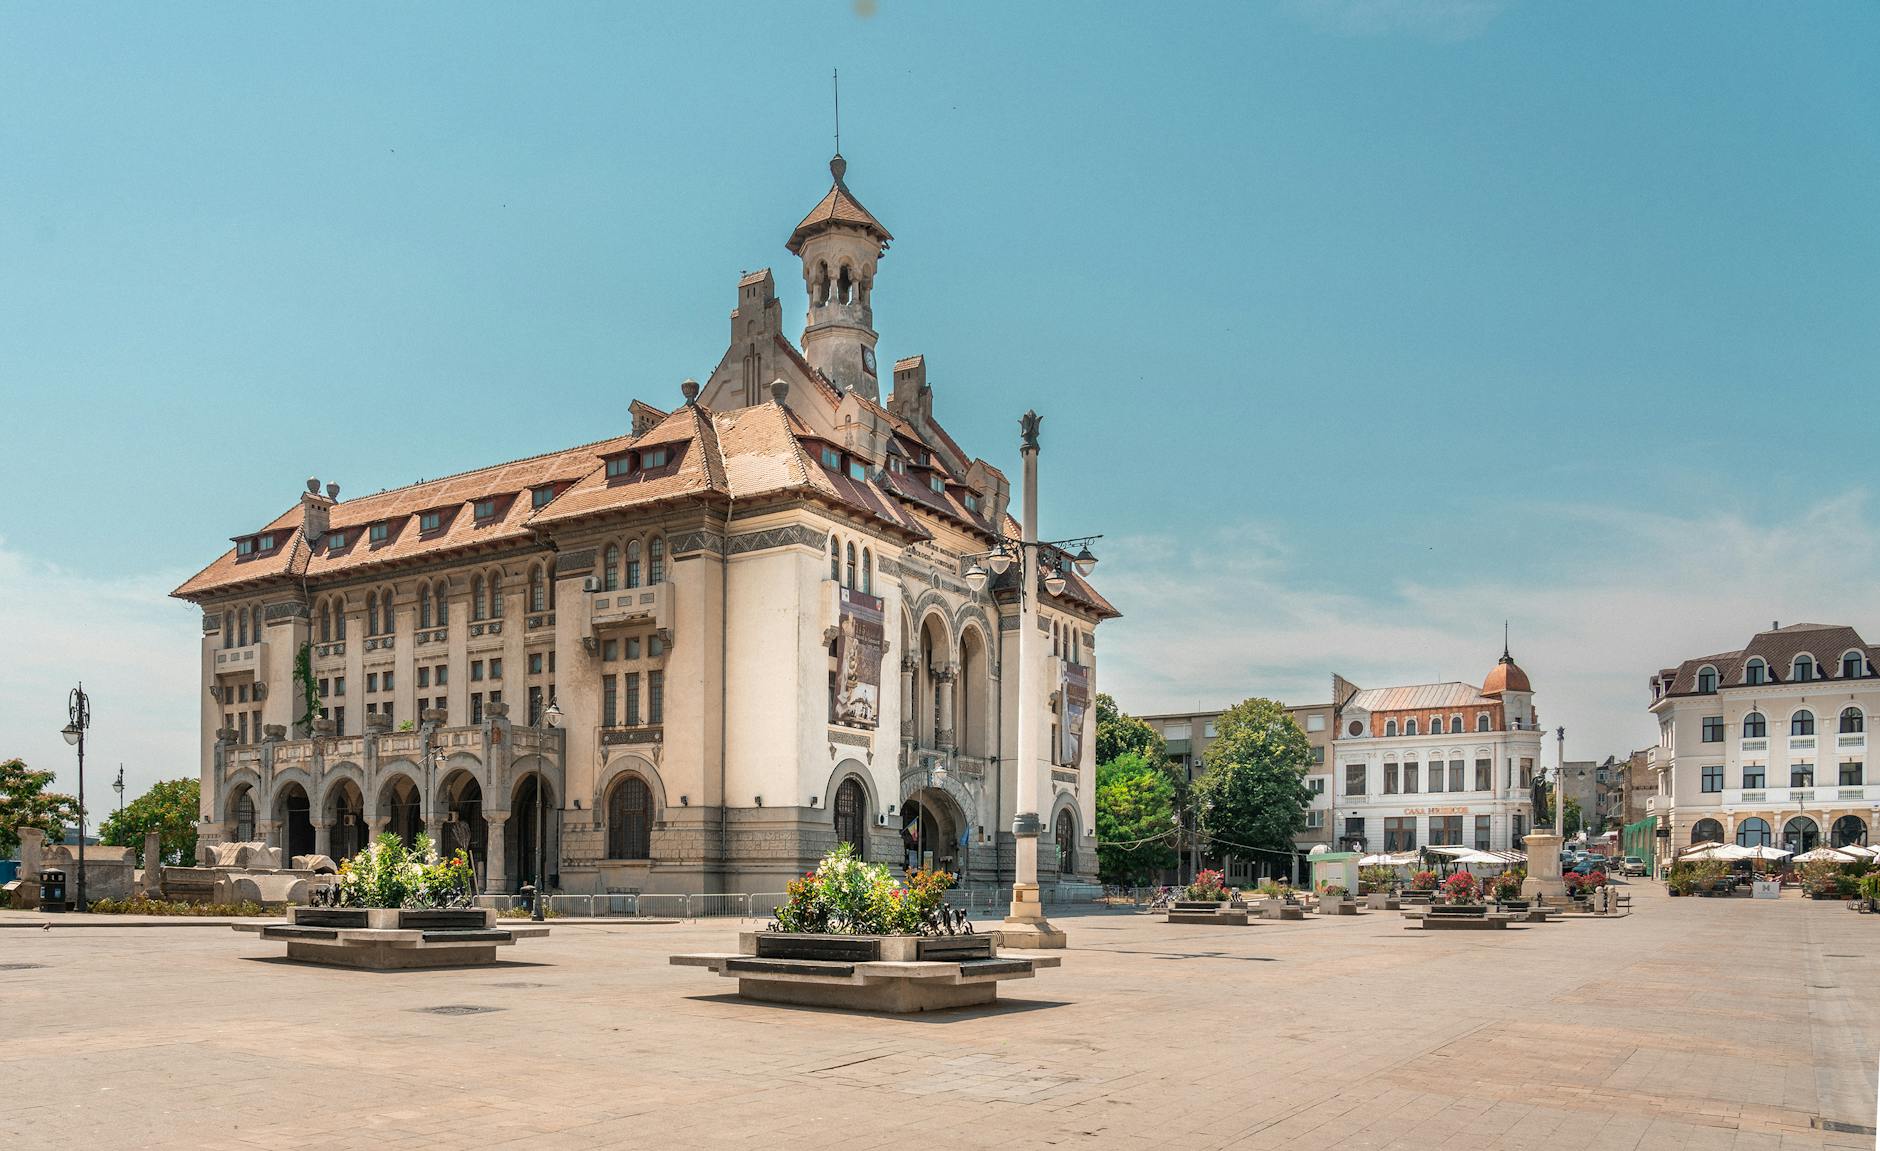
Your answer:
(1193, 698), (1313, 868)
(1095, 752), (1178, 884)
(100, 778), (201, 867)
(1095, 693), (1163, 767)
(0, 758), (81, 858)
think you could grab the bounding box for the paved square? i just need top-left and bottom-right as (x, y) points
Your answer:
(1, 887), (1874, 1150)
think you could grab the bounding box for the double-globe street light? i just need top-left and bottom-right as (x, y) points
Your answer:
(536, 698), (564, 922)
(60, 684), (92, 911)
(956, 410), (1098, 948)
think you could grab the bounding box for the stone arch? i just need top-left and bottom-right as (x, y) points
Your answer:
(374, 766), (424, 847)
(820, 758), (879, 816)
(1048, 793), (1081, 876)
(271, 775), (316, 863)
(369, 759), (423, 819)
(316, 761), (365, 816)
(269, 766), (314, 816)
(1831, 814), (1868, 847)
(900, 784), (968, 874)
(507, 767), (556, 889)
(957, 621), (995, 758)
(224, 773), (261, 842)
(432, 752), (485, 813)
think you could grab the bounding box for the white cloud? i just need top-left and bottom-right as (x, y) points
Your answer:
(0, 540), (201, 813)
(1096, 491), (1880, 762)
(1281, 0), (1509, 42)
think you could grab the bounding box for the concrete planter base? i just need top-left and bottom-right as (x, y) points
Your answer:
(1323, 900), (1360, 916)
(236, 907), (548, 969)
(672, 930), (1059, 1015)
(1166, 902), (1249, 925)
(1364, 893), (1401, 910)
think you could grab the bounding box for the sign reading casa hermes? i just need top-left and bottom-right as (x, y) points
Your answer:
(833, 588), (885, 729)
(1059, 662), (1090, 766)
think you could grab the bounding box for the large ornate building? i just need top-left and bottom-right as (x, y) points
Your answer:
(1328, 649), (1543, 854)
(1646, 622), (1876, 864)
(173, 154), (1116, 896)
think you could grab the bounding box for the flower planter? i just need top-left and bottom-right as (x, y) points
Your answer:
(1404, 890), (1436, 905)
(1323, 899), (1360, 916)
(1166, 900), (1248, 926)
(1364, 893), (1401, 910)
(235, 906), (548, 969)
(1405, 903), (1513, 930)
(671, 931), (1058, 1014)
(1256, 898), (1306, 921)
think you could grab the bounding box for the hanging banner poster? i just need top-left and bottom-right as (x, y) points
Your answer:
(1058, 661), (1090, 766)
(832, 588), (885, 728)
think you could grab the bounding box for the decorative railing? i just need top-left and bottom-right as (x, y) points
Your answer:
(592, 584), (670, 632)
(213, 640), (266, 671)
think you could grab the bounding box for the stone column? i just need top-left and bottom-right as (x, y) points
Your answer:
(425, 817), (446, 848)
(141, 830), (165, 896)
(484, 813), (509, 893)
(936, 663), (957, 749)
(311, 819), (333, 861)
(900, 656), (917, 740)
(367, 816), (389, 841)
(18, 827), (44, 880)
(255, 819), (278, 854)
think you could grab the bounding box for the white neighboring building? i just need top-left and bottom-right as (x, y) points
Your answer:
(1329, 650), (1543, 855)
(1646, 622), (1877, 867)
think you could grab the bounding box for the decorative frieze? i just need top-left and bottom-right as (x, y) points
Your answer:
(828, 728), (873, 749)
(558, 547), (597, 574)
(602, 727), (664, 746)
(669, 530), (726, 557)
(201, 612), (222, 633)
(728, 524), (827, 555)
(526, 613), (555, 631)
(263, 601), (309, 622)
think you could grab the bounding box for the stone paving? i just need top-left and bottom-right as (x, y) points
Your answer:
(0, 885), (1874, 1150)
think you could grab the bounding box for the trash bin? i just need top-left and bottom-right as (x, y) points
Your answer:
(40, 869), (68, 912)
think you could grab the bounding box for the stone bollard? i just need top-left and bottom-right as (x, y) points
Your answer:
(141, 831), (166, 897)
(18, 827), (45, 880)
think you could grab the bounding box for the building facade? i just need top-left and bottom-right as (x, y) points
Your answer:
(173, 154), (1117, 896)
(1328, 650), (1542, 855)
(1138, 702), (1337, 872)
(1646, 622), (1876, 868)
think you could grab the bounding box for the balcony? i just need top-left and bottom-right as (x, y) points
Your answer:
(1837, 733), (1865, 750)
(213, 640), (268, 674)
(1788, 736), (1816, 752)
(1719, 784), (1879, 807)
(1740, 738), (1767, 752)
(592, 583), (670, 633)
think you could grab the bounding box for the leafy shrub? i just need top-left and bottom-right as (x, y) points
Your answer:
(1489, 869), (1525, 901)
(1859, 873), (1880, 902)
(1184, 869), (1229, 902)
(88, 896), (267, 917)
(1358, 866), (1396, 895)
(1410, 869), (1438, 891)
(1256, 878), (1288, 899)
(332, 833), (474, 909)
(1321, 883), (1348, 899)
(1798, 859), (1847, 897)
(771, 843), (955, 935)
(1440, 871), (1481, 905)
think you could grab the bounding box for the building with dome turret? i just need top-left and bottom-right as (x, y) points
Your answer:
(1327, 648), (1543, 854)
(171, 152), (1117, 897)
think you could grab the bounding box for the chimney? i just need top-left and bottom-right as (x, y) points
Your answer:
(299, 479), (335, 548)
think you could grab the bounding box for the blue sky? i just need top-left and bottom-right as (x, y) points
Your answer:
(3, 2), (1877, 802)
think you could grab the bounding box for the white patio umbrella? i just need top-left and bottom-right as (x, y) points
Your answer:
(1740, 843), (1793, 863)
(1791, 846), (1858, 863)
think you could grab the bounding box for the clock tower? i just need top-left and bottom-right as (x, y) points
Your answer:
(788, 154), (892, 401)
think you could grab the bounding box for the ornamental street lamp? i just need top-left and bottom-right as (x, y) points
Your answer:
(62, 684), (91, 911)
(113, 765), (126, 823)
(958, 410), (1101, 949)
(537, 699), (563, 922)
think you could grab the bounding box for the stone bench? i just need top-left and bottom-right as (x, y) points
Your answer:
(235, 907), (548, 969)
(1404, 906), (1515, 930)
(1321, 900), (1361, 916)
(672, 931), (1060, 1014)
(1258, 901), (1307, 921)
(1166, 901), (1249, 925)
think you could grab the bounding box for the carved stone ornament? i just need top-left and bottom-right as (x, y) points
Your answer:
(208, 685), (224, 703)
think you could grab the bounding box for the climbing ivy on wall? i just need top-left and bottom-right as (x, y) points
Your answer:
(294, 642), (318, 735)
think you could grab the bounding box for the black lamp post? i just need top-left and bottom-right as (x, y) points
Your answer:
(61, 684), (91, 911)
(536, 699), (562, 922)
(113, 765), (126, 823)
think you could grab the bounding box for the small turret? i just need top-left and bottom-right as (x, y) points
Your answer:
(790, 154), (892, 401)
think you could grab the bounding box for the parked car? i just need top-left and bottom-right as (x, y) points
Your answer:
(1620, 856), (1648, 876)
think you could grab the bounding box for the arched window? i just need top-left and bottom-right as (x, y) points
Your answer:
(1405, 718), (1419, 737)
(1841, 707), (1865, 734)
(1781, 817), (1817, 854)
(335, 599), (347, 640)
(434, 582), (449, 626)
(472, 575), (487, 621)
(834, 777), (867, 857)
(418, 584), (432, 628)
(319, 601), (332, 643)
(1743, 711), (1766, 738)
(862, 548), (873, 594)
(845, 542), (856, 589)
(529, 564), (546, 612)
(222, 612), (232, 649)
(1741, 660), (1763, 687)
(648, 537), (665, 585)
(1476, 713), (1490, 733)
(234, 790), (256, 843)
(488, 572), (502, 618)
(1842, 651), (1867, 679)
(1793, 655), (1815, 682)
(603, 544), (620, 592)
(366, 591), (380, 636)
(1431, 716), (1445, 735)
(546, 559), (557, 609)
(237, 606), (249, 647)
(1384, 719), (1398, 737)
(606, 774), (652, 860)
(380, 588), (395, 633)
(252, 605), (263, 644)
(1831, 814), (1868, 848)
(1691, 817), (1724, 846)
(1056, 809), (1077, 874)
(829, 536), (841, 582)
(1791, 710), (1815, 736)
(624, 540), (641, 589)
(1734, 817), (1771, 848)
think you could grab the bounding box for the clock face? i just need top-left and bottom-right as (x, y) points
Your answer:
(861, 346), (877, 376)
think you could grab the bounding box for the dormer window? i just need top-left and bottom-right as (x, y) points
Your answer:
(606, 455), (632, 479)
(531, 485), (556, 509)
(419, 511), (443, 533)
(1792, 655), (1815, 682)
(641, 447), (669, 469)
(1743, 659), (1765, 686)
(473, 499), (497, 522)
(327, 530), (347, 550)
(888, 456), (905, 475)
(236, 538), (255, 557)
(1697, 665), (1719, 692)
(964, 493), (981, 513)
(820, 445), (842, 471)
(369, 522), (389, 545)
(847, 459), (866, 481)
(929, 475), (946, 494)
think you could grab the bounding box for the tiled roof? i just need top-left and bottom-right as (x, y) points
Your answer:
(1345, 682), (1495, 714)
(787, 161), (892, 255)
(528, 404), (729, 526)
(1660, 623), (1878, 694)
